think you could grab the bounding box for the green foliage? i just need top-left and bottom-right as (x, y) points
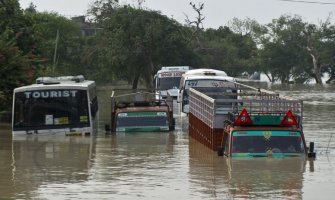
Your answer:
(257, 15), (335, 84)
(92, 5), (199, 88)
(87, 0), (119, 24)
(0, 0), (22, 31)
(26, 12), (84, 75)
(256, 16), (309, 82)
(193, 26), (258, 77)
(0, 29), (36, 110)
(2, 0), (335, 113)
(0, 0), (43, 110)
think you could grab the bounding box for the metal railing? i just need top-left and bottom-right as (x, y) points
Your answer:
(189, 84), (303, 129)
(111, 91), (173, 113)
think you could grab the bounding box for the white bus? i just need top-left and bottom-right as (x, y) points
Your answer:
(177, 69), (236, 113)
(12, 75), (99, 136)
(154, 66), (190, 99)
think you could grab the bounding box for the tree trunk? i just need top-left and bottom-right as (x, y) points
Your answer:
(310, 53), (322, 84)
(326, 70), (335, 84)
(132, 73), (140, 90)
(149, 60), (155, 90)
(145, 56), (154, 91)
(264, 73), (272, 82)
(307, 47), (323, 84)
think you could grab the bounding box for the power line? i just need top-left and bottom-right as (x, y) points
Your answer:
(276, 0), (335, 5)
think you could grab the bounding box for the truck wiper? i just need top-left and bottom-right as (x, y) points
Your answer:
(251, 154), (268, 157)
(283, 154), (301, 157)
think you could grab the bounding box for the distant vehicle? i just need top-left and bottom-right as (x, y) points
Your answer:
(12, 75), (99, 136)
(154, 66), (190, 99)
(177, 68), (236, 113)
(188, 84), (316, 158)
(108, 91), (175, 132)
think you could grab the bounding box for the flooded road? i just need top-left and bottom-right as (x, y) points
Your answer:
(1, 84), (335, 199)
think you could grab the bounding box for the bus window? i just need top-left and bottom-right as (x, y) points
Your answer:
(157, 76), (181, 90)
(13, 89), (90, 128)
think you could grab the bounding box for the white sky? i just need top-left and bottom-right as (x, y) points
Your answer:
(19, 0), (335, 28)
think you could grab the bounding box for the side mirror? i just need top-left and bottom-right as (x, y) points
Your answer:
(105, 124), (111, 134)
(177, 90), (183, 103)
(308, 142), (316, 158)
(217, 147), (225, 156)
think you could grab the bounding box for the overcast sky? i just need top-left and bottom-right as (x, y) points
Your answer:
(19, 0), (335, 28)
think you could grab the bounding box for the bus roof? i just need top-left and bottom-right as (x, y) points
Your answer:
(183, 75), (235, 82)
(14, 76), (95, 92)
(184, 68), (228, 77)
(157, 66), (190, 73)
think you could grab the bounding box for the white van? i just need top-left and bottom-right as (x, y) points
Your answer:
(177, 69), (236, 113)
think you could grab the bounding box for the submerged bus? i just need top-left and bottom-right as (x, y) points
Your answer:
(154, 66), (190, 99)
(12, 75), (99, 136)
(177, 68), (236, 113)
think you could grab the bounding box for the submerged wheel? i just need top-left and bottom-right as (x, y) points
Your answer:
(217, 148), (224, 156)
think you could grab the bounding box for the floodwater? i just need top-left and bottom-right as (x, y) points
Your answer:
(1, 83), (335, 199)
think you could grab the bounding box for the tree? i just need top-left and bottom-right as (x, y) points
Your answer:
(87, 0), (119, 24)
(184, 2), (205, 49)
(26, 12), (85, 75)
(0, 30), (36, 110)
(0, 0), (42, 110)
(260, 15), (335, 84)
(191, 25), (258, 77)
(303, 18), (335, 84)
(258, 15), (311, 83)
(90, 3), (199, 89)
(228, 17), (267, 46)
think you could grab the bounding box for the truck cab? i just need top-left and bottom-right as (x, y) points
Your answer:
(188, 84), (316, 158)
(108, 91), (175, 133)
(220, 109), (310, 158)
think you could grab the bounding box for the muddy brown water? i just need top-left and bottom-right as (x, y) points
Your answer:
(0, 83), (334, 199)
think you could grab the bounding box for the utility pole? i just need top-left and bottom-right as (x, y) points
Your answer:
(53, 29), (59, 74)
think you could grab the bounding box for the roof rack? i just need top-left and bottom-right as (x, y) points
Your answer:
(184, 68), (228, 77)
(36, 75), (85, 84)
(111, 91), (173, 112)
(188, 83), (303, 129)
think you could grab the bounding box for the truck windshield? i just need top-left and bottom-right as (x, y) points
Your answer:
(157, 77), (181, 90)
(116, 111), (169, 131)
(13, 89), (89, 129)
(231, 131), (305, 157)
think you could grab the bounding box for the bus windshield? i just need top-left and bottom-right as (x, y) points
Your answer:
(116, 111), (169, 131)
(231, 131), (305, 157)
(182, 79), (236, 112)
(157, 76), (181, 90)
(13, 89), (90, 129)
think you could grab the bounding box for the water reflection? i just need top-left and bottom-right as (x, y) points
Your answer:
(6, 134), (96, 199)
(0, 83), (335, 199)
(34, 132), (191, 199)
(188, 137), (306, 199)
(94, 132), (177, 178)
(0, 124), (14, 199)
